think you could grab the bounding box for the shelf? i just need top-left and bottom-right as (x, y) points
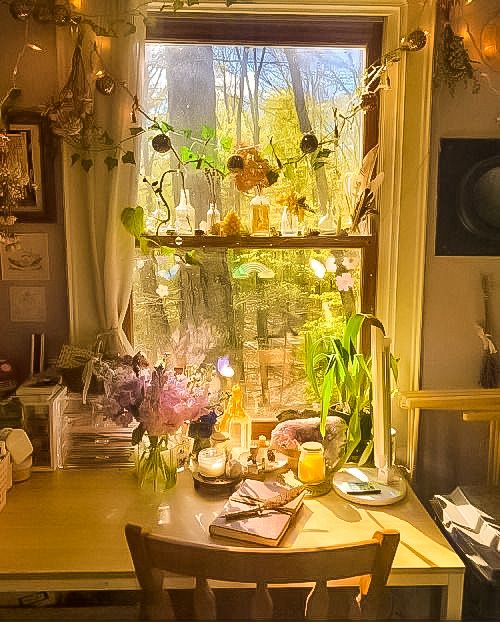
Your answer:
(150, 234), (375, 250)
(398, 388), (500, 411)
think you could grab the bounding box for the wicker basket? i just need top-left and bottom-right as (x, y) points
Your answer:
(0, 452), (11, 513)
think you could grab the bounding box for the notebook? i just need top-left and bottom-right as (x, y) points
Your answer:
(209, 478), (306, 547)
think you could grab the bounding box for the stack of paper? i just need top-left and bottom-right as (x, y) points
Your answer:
(430, 487), (500, 582)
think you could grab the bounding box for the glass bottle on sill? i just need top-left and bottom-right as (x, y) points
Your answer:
(318, 202), (336, 234)
(185, 189), (196, 233)
(250, 193), (270, 236)
(206, 202), (221, 235)
(174, 189), (194, 235)
(280, 205), (299, 236)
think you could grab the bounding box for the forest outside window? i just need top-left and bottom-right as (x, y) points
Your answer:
(131, 14), (382, 420)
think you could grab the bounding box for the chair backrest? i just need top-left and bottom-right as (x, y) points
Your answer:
(125, 523), (400, 621)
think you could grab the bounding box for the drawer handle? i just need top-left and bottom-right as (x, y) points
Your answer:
(94, 438), (110, 445)
(95, 455), (111, 460)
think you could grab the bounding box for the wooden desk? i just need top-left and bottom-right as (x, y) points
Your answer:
(0, 468), (464, 620)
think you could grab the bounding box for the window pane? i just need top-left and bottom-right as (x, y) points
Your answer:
(133, 40), (370, 418)
(133, 246), (361, 419)
(140, 43), (365, 234)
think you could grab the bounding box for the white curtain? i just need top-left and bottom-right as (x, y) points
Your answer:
(57, 0), (145, 354)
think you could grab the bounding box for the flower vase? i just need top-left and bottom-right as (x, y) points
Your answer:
(136, 435), (178, 491)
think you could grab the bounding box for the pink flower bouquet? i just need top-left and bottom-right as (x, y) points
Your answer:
(136, 367), (209, 439)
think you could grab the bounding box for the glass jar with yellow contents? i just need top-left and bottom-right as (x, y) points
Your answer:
(298, 441), (325, 483)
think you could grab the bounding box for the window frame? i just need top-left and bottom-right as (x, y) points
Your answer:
(134, 13), (383, 322)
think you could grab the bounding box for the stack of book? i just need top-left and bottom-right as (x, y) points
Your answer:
(209, 478), (306, 546)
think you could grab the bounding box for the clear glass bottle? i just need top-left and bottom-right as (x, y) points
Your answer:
(298, 441), (325, 483)
(280, 205), (299, 236)
(250, 194), (270, 236)
(318, 202), (336, 234)
(174, 189), (194, 234)
(185, 189), (196, 233)
(206, 202), (221, 234)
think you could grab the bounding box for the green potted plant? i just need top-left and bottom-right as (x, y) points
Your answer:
(304, 312), (398, 471)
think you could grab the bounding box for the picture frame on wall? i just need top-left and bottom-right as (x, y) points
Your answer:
(9, 286), (47, 323)
(436, 138), (500, 256)
(0, 233), (50, 280)
(5, 110), (57, 222)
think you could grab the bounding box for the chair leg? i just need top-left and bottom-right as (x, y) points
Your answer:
(252, 582), (273, 620)
(306, 580), (329, 620)
(194, 577), (216, 621)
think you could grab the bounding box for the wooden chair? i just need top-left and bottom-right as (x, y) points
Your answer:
(125, 524), (400, 621)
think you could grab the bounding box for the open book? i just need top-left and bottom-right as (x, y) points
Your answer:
(209, 479), (306, 547)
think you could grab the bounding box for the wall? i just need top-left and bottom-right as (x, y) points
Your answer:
(0, 6), (68, 384)
(419, 0), (500, 498)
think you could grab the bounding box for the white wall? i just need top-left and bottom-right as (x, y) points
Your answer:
(419, 0), (500, 497)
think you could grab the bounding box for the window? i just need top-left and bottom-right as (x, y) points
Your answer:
(131, 13), (382, 419)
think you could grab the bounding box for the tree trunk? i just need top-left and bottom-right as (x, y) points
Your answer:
(284, 48), (329, 212)
(162, 45), (217, 224)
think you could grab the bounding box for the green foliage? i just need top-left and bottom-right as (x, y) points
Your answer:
(104, 156), (119, 171)
(81, 158), (93, 172)
(102, 131), (114, 146)
(122, 151), (136, 165)
(121, 206), (145, 240)
(303, 313), (393, 471)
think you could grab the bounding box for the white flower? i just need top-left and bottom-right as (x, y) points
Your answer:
(156, 284), (169, 298)
(325, 256), (337, 273)
(343, 255), (359, 270)
(336, 272), (354, 292)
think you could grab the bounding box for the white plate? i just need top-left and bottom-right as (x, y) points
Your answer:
(239, 449), (288, 473)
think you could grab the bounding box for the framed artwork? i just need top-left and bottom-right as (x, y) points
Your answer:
(9, 286), (47, 322)
(436, 138), (500, 256)
(0, 233), (50, 280)
(5, 110), (57, 222)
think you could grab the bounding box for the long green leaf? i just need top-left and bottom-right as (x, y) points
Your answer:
(357, 438), (374, 466)
(320, 366), (334, 437)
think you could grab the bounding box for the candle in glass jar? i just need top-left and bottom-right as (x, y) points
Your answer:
(197, 447), (226, 478)
(298, 442), (325, 483)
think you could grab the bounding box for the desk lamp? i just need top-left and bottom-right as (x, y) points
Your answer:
(332, 325), (407, 505)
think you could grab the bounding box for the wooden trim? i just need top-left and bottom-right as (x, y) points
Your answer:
(361, 231), (377, 316)
(398, 389), (500, 410)
(149, 234), (374, 250)
(147, 13), (383, 46)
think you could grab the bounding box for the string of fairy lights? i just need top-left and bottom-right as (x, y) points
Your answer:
(0, 0), (432, 247)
